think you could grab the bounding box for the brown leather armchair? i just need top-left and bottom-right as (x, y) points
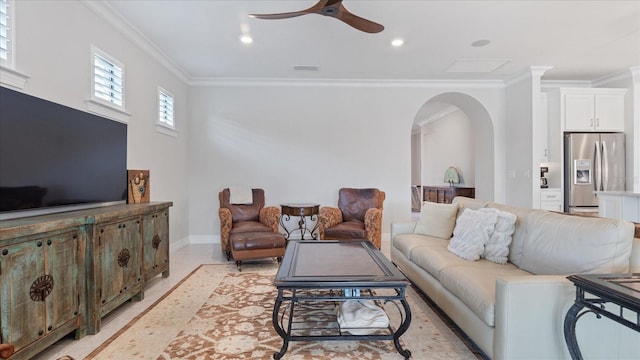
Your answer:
(218, 188), (284, 268)
(318, 188), (385, 249)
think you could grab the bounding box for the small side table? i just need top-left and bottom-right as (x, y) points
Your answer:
(280, 203), (320, 240)
(564, 273), (640, 360)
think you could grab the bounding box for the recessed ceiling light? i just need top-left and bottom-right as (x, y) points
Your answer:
(240, 35), (253, 44)
(391, 38), (404, 47)
(471, 39), (491, 47)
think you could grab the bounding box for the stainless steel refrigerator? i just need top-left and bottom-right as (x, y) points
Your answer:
(563, 133), (626, 215)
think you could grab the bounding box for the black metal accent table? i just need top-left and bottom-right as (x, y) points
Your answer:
(279, 203), (320, 240)
(564, 273), (640, 360)
(272, 240), (412, 359)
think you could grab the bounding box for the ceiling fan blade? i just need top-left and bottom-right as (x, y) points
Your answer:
(249, 11), (309, 20)
(335, 4), (384, 33)
(249, 0), (329, 20)
(249, 0), (384, 34)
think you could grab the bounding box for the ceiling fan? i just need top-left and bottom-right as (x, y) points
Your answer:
(249, 0), (384, 34)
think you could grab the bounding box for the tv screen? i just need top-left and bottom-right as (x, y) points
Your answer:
(0, 86), (127, 219)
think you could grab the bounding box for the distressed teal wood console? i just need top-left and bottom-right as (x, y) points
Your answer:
(0, 202), (172, 360)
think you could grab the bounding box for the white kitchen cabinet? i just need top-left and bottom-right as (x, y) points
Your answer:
(556, 88), (626, 132)
(540, 188), (562, 212)
(597, 191), (640, 222)
(538, 92), (549, 162)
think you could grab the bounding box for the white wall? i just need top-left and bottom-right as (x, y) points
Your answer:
(187, 82), (506, 243)
(5, 1), (191, 246)
(421, 109), (475, 186)
(505, 76), (534, 207)
(411, 132), (421, 185)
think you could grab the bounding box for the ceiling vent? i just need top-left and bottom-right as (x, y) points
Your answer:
(445, 59), (510, 73)
(293, 65), (320, 71)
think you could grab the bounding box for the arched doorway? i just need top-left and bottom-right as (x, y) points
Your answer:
(412, 92), (495, 206)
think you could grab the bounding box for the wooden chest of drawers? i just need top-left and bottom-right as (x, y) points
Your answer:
(422, 186), (475, 204)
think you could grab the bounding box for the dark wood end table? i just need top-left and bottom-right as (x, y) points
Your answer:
(272, 240), (412, 359)
(279, 203), (320, 240)
(564, 273), (640, 360)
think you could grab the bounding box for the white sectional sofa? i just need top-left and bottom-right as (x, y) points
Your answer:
(391, 197), (640, 360)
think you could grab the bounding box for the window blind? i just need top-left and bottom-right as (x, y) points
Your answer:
(94, 53), (124, 107)
(0, 0), (10, 62)
(158, 89), (175, 128)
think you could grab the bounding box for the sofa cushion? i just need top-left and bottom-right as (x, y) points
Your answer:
(480, 208), (517, 264)
(410, 242), (471, 280)
(448, 208), (498, 261)
(393, 233), (443, 260)
(452, 196), (488, 210)
(487, 203), (541, 267)
(439, 262), (532, 327)
(413, 202), (459, 239)
(519, 211), (634, 275)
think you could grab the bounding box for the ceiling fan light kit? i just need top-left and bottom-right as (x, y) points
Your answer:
(249, 0), (384, 34)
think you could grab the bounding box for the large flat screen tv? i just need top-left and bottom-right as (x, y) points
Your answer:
(0, 86), (127, 220)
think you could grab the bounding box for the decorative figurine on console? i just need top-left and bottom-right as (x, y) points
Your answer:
(443, 166), (461, 187)
(127, 170), (150, 203)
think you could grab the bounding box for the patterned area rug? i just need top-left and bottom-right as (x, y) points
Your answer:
(86, 264), (475, 359)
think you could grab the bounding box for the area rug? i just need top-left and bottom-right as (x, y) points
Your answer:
(85, 264), (476, 360)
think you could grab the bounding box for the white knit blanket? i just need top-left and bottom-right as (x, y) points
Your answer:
(229, 187), (253, 204)
(336, 300), (389, 335)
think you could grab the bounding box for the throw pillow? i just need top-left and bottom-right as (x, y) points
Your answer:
(448, 208), (498, 261)
(479, 208), (517, 264)
(413, 202), (460, 239)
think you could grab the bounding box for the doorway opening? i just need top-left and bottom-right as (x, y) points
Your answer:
(411, 92), (495, 214)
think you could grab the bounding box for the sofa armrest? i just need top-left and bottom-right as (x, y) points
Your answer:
(494, 275), (578, 360)
(496, 275), (640, 359)
(629, 237), (640, 273)
(390, 222), (417, 244)
(260, 206), (280, 233)
(219, 207), (232, 252)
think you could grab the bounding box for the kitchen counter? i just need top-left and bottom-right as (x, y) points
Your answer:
(596, 191), (640, 222)
(596, 191), (640, 197)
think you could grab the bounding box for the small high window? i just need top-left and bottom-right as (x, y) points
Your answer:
(158, 87), (175, 129)
(0, 0), (13, 67)
(92, 47), (124, 109)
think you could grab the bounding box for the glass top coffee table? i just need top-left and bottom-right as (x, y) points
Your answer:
(564, 273), (640, 359)
(272, 240), (412, 359)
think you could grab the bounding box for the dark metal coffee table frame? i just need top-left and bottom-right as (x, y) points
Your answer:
(564, 273), (640, 360)
(272, 240), (412, 359)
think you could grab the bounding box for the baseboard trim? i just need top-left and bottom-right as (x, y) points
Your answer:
(189, 235), (219, 244)
(171, 233), (390, 252)
(169, 236), (190, 253)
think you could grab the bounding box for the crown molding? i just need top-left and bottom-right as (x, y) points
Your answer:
(81, 0), (190, 84)
(592, 67), (636, 87)
(189, 77), (506, 88)
(503, 66), (553, 87)
(540, 80), (592, 91)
